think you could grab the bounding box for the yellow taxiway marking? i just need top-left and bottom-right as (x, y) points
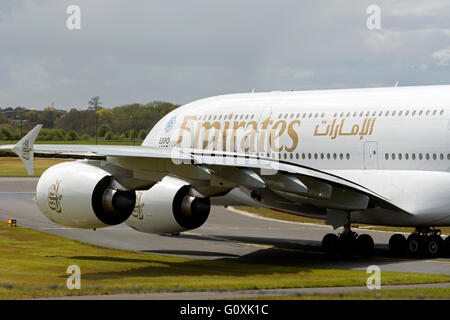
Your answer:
(377, 256), (450, 264)
(426, 260), (450, 264)
(237, 242), (273, 249)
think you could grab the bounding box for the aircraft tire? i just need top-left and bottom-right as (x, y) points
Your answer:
(322, 233), (339, 256)
(356, 234), (374, 256)
(424, 235), (444, 258)
(406, 233), (424, 257)
(389, 234), (407, 256)
(445, 237), (450, 257)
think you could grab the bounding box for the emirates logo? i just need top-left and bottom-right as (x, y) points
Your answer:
(22, 139), (31, 161)
(132, 192), (144, 220)
(48, 180), (62, 213)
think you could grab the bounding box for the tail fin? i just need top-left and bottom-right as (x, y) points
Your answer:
(11, 124), (42, 175)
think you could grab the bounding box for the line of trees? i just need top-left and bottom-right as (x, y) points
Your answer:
(0, 101), (179, 141)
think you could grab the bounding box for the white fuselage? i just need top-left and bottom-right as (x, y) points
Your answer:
(143, 85), (450, 227)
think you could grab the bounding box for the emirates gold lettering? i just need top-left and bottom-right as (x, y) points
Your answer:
(176, 115), (301, 153)
(313, 118), (377, 140)
(285, 120), (300, 152)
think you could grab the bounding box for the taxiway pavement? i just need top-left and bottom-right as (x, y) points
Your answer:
(0, 177), (449, 276)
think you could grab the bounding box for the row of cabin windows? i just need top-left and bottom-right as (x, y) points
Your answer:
(260, 152), (351, 160)
(276, 109), (445, 119)
(199, 114), (256, 121)
(198, 109), (445, 122)
(385, 153), (450, 161)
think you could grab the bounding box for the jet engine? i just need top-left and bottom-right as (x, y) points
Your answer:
(36, 161), (136, 229)
(126, 177), (211, 234)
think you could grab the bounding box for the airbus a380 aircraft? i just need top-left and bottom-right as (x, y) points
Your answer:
(2, 85), (450, 258)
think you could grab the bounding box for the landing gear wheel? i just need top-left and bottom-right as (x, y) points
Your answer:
(425, 235), (444, 258)
(445, 237), (450, 257)
(389, 234), (407, 256)
(338, 232), (357, 257)
(322, 233), (339, 256)
(356, 234), (374, 256)
(407, 233), (424, 257)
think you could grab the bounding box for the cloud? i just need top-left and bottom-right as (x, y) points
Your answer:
(0, 0), (449, 109)
(432, 47), (450, 66)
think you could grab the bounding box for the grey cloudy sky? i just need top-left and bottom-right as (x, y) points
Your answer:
(0, 0), (449, 109)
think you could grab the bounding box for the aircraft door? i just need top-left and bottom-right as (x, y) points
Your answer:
(364, 141), (378, 169)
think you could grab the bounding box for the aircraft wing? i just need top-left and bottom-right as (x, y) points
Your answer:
(0, 125), (403, 218)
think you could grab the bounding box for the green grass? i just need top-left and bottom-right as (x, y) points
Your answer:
(0, 157), (73, 177)
(0, 222), (449, 299)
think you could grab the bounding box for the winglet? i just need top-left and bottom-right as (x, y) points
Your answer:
(11, 124), (43, 175)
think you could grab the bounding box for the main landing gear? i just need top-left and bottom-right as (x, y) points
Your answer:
(322, 223), (374, 257)
(389, 227), (449, 258)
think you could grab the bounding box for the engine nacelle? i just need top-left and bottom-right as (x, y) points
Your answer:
(36, 161), (136, 229)
(126, 177), (210, 234)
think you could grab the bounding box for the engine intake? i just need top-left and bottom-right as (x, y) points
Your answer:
(36, 161), (136, 229)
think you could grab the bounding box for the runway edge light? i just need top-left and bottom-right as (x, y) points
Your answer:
(8, 219), (17, 227)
